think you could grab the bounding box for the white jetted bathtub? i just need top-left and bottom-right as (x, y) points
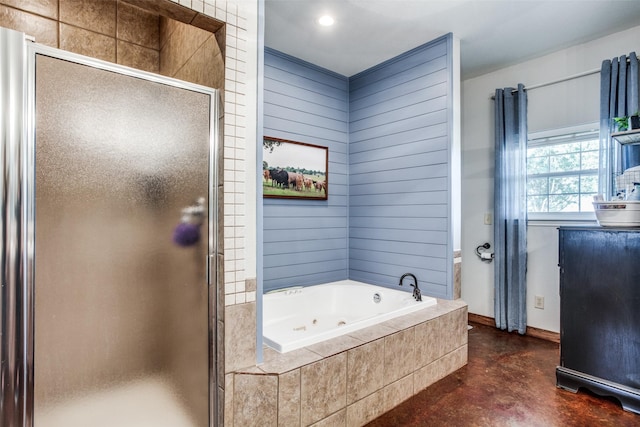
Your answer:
(263, 279), (437, 353)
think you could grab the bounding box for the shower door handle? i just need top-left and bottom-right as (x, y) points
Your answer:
(208, 255), (216, 288)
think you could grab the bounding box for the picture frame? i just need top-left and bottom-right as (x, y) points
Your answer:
(262, 136), (328, 200)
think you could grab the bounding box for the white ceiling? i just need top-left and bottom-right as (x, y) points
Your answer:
(264, 0), (640, 79)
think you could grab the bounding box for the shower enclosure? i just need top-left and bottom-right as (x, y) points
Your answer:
(1, 28), (219, 426)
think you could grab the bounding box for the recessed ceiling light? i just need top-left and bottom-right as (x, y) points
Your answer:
(318, 15), (334, 26)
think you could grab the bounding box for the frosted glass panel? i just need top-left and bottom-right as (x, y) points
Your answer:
(33, 54), (211, 427)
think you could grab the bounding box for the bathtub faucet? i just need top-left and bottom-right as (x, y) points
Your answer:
(398, 273), (422, 302)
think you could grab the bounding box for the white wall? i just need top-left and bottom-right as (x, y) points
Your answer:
(451, 35), (462, 251)
(461, 24), (640, 333)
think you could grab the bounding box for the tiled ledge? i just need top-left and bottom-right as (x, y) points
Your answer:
(454, 250), (462, 299)
(227, 299), (468, 426)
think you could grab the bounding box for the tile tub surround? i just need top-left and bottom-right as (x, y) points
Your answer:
(454, 250), (462, 299)
(228, 299), (468, 427)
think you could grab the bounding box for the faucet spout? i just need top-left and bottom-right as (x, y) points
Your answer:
(398, 273), (422, 302)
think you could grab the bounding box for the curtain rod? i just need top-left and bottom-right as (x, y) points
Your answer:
(489, 67), (600, 99)
(490, 55), (640, 99)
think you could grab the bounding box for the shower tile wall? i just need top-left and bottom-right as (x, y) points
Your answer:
(59, 0), (118, 60)
(2, 0), (57, 19)
(0, 0), (159, 72)
(454, 250), (462, 299)
(159, 16), (225, 90)
(0, 2), (58, 45)
(1, 0), (255, 424)
(0, 0), (227, 81)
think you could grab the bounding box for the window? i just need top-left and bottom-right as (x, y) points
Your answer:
(527, 125), (599, 217)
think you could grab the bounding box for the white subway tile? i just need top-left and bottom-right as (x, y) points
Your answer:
(236, 272), (245, 286)
(224, 146), (236, 160)
(225, 79), (237, 93)
(235, 237), (245, 250)
(215, 7), (226, 21)
(235, 82), (246, 97)
(226, 47), (238, 61)
(223, 192), (234, 204)
(237, 16), (247, 30)
(203, 4), (215, 17)
(236, 280), (246, 293)
(237, 38), (247, 54)
(225, 271), (235, 283)
(191, 0), (204, 12)
(226, 34), (237, 49)
(236, 26), (246, 42)
(226, 1), (237, 16)
(224, 124), (236, 137)
(235, 292), (246, 304)
(235, 60), (246, 74)
(224, 238), (234, 250)
(190, 0), (248, 313)
(225, 294), (236, 306)
(224, 129), (236, 144)
(224, 281), (236, 294)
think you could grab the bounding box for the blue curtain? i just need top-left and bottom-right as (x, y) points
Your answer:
(494, 84), (527, 334)
(600, 52), (640, 196)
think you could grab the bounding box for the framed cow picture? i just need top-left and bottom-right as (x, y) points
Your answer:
(262, 137), (328, 200)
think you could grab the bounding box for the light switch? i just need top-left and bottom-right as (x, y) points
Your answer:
(484, 213), (492, 225)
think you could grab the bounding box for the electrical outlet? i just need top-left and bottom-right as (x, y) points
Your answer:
(534, 295), (544, 309)
(484, 213), (492, 225)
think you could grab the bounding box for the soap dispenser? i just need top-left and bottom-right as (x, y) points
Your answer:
(627, 182), (640, 201)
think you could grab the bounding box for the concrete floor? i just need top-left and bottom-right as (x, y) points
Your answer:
(366, 322), (639, 426)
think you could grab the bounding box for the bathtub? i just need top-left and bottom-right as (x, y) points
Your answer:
(263, 280), (437, 353)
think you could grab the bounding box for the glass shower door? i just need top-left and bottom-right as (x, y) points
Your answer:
(32, 52), (214, 427)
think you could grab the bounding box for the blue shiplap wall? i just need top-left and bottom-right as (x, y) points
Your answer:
(262, 48), (350, 291)
(348, 34), (453, 299)
(263, 35), (454, 298)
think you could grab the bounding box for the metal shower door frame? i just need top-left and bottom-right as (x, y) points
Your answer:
(0, 27), (220, 427)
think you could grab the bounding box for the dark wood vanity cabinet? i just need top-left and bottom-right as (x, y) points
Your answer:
(557, 226), (640, 414)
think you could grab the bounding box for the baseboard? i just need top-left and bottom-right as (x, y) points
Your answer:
(467, 313), (495, 327)
(468, 313), (560, 344)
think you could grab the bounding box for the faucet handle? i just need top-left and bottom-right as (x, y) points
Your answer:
(413, 287), (422, 302)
